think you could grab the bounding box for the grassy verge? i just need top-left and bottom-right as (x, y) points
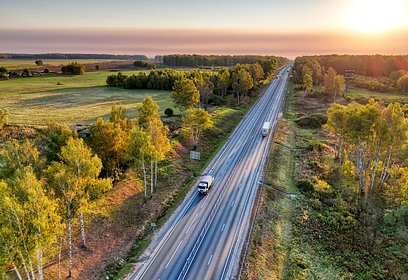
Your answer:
(243, 82), (297, 279)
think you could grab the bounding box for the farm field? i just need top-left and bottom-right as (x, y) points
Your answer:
(345, 88), (408, 103)
(0, 59), (124, 70)
(0, 70), (175, 125)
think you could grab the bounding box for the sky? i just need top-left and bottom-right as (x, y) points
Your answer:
(1, 0), (408, 58)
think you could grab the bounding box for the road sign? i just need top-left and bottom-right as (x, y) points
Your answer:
(190, 151), (201, 160)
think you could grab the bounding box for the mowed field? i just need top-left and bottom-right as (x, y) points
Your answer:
(0, 70), (175, 125)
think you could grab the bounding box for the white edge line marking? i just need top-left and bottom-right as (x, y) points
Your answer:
(207, 254), (213, 266)
(221, 223), (226, 232)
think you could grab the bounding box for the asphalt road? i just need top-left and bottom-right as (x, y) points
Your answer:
(127, 66), (291, 280)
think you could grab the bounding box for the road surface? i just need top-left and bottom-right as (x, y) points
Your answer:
(127, 66), (291, 280)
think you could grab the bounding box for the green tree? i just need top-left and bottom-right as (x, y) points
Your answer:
(61, 62), (85, 75)
(217, 68), (230, 98)
(231, 68), (253, 105)
(137, 97), (171, 194)
(89, 106), (133, 178)
(334, 74), (346, 100)
(249, 63), (265, 84)
(397, 73), (408, 93)
(197, 78), (214, 110)
(44, 123), (77, 163)
(183, 108), (214, 148)
(0, 139), (43, 179)
(303, 73), (313, 93)
(171, 78), (200, 110)
(325, 101), (408, 205)
(128, 128), (153, 198)
(258, 58), (278, 76)
(46, 138), (111, 277)
(0, 168), (63, 280)
(90, 118), (130, 178)
(324, 67), (337, 95)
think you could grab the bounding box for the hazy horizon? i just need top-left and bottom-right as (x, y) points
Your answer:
(1, 0), (408, 59)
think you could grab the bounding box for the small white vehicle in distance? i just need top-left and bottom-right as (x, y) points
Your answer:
(261, 121), (271, 137)
(197, 175), (214, 195)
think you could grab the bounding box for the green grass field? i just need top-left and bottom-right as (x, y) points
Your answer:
(0, 71), (175, 125)
(346, 88), (408, 103)
(0, 59), (119, 70)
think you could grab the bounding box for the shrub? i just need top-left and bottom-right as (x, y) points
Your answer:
(296, 180), (314, 193)
(61, 62), (86, 75)
(95, 65), (100, 71)
(35, 60), (43, 66)
(164, 108), (174, 117)
(295, 113), (327, 129)
(133, 60), (156, 69)
(0, 73), (9, 80)
(0, 66), (7, 73)
(383, 209), (398, 227)
(22, 68), (31, 76)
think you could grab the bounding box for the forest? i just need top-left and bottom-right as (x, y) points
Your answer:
(293, 55), (408, 93)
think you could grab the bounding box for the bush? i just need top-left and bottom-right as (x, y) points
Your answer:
(95, 65), (100, 71)
(297, 180), (314, 193)
(295, 113), (327, 129)
(22, 68), (31, 76)
(164, 108), (174, 117)
(43, 68), (49, 73)
(0, 66), (7, 73)
(35, 60), (43, 66)
(133, 60), (156, 69)
(61, 62), (86, 75)
(0, 73), (9, 80)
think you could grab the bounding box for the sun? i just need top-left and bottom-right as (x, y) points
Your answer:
(347, 0), (407, 33)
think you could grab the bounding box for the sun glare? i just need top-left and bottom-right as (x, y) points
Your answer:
(347, 0), (407, 33)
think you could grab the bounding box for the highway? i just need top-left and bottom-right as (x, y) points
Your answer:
(127, 65), (291, 280)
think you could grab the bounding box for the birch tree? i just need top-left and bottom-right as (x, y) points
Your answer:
(0, 169), (62, 280)
(183, 108), (214, 149)
(47, 138), (111, 277)
(325, 100), (408, 205)
(128, 128), (153, 199)
(137, 97), (171, 194)
(217, 68), (230, 98)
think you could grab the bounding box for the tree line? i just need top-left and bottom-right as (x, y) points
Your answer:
(297, 54), (408, 77)
(107, 62), (277, 106)
(133, 61), (156, 69)
(162, 54), (288, 70)
(293, 57), (345, 100)
(294, 56), (408, 93)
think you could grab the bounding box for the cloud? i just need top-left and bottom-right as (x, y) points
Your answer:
(0, 29), (407, 58)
